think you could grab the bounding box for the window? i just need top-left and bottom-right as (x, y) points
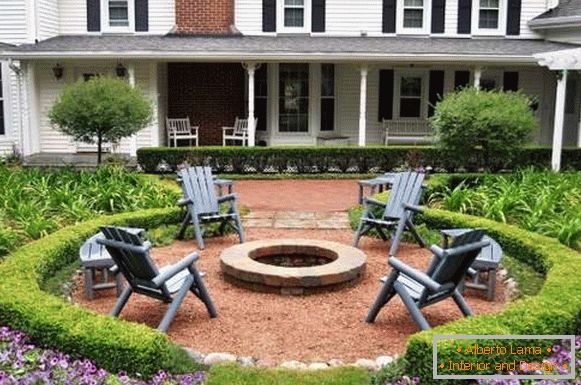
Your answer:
(255, 66), (268, 132)
(478, 0), (499, 29)
(399, 76), (423, 118)
(279, 64), (309, 133)
(320, 64), (335, 131)
(0, 66), (4, 136)
(102, 0), (133, 31)
(403, 0), (424, 28)
(284, 0), (305, 27)
(480, 78), (497, 91)
(109, 0), (129, 27)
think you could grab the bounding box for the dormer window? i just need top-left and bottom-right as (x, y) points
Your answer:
(278, 0), (311, 33)
(109, 0), (129, 27)
(396, 0), (430, 34)
(478, 0), (499, 29)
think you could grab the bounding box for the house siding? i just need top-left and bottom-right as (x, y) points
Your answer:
(0, 0), (29, 44)
(38, 0), (59, 40)
(176, 0), (234, 34)
(234, 0), (546, 37)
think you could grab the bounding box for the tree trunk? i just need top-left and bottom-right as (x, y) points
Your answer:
(97, 133), (103, 165)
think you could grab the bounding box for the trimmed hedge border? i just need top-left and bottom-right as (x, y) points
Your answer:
(137, 146), (581, 174)
(404, 209), (581, 380)
(0, 207), (187, 376)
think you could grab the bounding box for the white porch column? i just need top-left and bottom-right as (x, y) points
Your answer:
(552, 69), (568, 171)
(127, 64), (138, 157)
(473, 67), (482, 90)
(243, 62), (259, 147)
(358, 65), (368, 147)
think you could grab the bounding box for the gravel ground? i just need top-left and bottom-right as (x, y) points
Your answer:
(73, 228), (506, 362)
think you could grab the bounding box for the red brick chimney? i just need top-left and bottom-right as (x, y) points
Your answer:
(175, 0), (235, 34)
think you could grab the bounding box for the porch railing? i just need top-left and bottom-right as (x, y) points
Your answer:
(382, 119), (435, 145)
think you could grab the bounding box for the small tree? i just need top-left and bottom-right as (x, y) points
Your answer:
(431, 88), (538, 170)
(49, 77), (152, 164)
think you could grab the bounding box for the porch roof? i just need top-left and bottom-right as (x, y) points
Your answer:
(535, 47), (581, 70)
(0, 35), (576, 64)
(529, 0), (581, 29)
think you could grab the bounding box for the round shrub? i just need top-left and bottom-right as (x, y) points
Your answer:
(431, 88), (538, 170)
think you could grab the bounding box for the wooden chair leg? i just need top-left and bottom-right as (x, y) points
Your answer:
(191, 215), (206, 249)
(232, 206), (246, 244)
(176, 211), (191, 240)
(158, 275), (194, 332)
(406, 219), (426, 248)
(487, 269), (496, 301)
(452, 289), (473, 317)
(366, 271), (399, 323)
(84, 267), (94, 300)
(189, 266), (218, 318)
(111, 286), (133, 317)
(394, 282), (431, 330)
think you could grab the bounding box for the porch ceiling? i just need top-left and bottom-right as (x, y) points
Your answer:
(0, 35), (576, 64)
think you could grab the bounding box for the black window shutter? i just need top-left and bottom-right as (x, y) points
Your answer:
(312, 0), (326, 32)
(263, 0), (277, 32)
(135, 0), (149, 32)
(506, 0), (521, 35)
(457, 0), (472, 34)
(503, 71), (519, 91)
(428, 71), (445, 117)
(87, 0), (100, 32)
(454, 71), (470, 89)
(378, 70), (394, 121)
(382, 0), (396, 33)
(431, 0), (445, 33)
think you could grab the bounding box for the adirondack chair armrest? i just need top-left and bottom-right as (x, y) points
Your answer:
(178, 197), (192, 207)
(429, 245), (446, 258)
(96, 238), (152, 254)
(364, 197), (387, 208)
(446, 240), (491, 258)
(467, 267), (478, 278)
(217, 193), (237, 203)
(389, 257), (442, 292)
(109, 265), (119, 275)
(152, 252), (200, 288)
(403, 203), (424, 213)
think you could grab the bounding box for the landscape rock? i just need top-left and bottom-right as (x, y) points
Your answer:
(355, 358), (377, 371)
(255, 359), (276, 368)
(327, 359), (345, 367)
(280, 360), (307, 370)
(203, 352), (237, 365)
(184, 349), (205, 364)
(375, 355), (394, 368)
(238, 356), (256, 367)
(308, 362), (329, 370)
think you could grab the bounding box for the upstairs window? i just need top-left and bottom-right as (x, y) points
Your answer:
(278, 0), (310, 33)
(109, 0), (129, 27)
(478, 0), (499, 29)
(403, 0), (424, 28)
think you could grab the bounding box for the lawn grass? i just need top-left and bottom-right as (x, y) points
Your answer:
(206, 365), (370, 385)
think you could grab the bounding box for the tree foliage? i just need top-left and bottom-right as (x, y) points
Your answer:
(430, 88), (538, 170)
(49, 77), (152, 163)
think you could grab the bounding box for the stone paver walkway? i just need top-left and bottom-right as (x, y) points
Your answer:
(243, 211), (351, 229)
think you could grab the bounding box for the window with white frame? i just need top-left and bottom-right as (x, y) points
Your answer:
(279, 64), (309, 132)
(403, 0), (424, 28)
(103, 0), (133, 31)
(0, 66), (4, 136)
(278, 0), (310, 32)
(478, 0), (499, 29)
(398, 76), (423, 118)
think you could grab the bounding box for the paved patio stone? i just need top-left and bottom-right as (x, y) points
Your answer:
(244, 211), (350, 230)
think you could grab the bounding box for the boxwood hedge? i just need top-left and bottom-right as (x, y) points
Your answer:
(0, 207), (189, 376)
(137, 146), (581, 174)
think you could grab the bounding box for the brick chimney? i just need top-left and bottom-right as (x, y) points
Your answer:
(175, 0), (235, 34)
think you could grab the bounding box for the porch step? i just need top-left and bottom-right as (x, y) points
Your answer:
(23, 153), (137, 169)
(242, 211), (350, 230)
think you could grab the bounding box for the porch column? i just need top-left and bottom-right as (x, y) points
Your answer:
(552, 69), (568, 171)
(473, 67), (482, 90)
(578, 100), (581, 148)
(358, 65), (368, 147)
(127, 64), (138, 157)
(243, 62), (259, 147)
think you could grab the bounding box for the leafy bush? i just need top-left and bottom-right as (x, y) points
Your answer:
(136, 146), (581, 174)
(431, 89), (538, 170)
(0, 165), (180, 257)
(428, 169), (581, 250)
(49, 77), (152, 163)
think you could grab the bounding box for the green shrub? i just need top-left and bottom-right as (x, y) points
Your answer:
(0, 207), (198, 376)
(136, 146), (581, 174)
(49, 77), (152, 164)
(431, 89), (538, 170)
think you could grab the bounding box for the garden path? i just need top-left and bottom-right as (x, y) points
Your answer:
(235, 180), (357, 229)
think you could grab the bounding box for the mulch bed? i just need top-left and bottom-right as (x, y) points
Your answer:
(72, 229), (506, 363)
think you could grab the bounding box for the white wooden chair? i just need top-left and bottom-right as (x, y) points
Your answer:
(166, 117), (199, 147)
(382, 119), (435, 145)
(222, 117), (257, 146)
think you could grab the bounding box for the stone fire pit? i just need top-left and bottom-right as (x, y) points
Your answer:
(220, 239), (367, 295)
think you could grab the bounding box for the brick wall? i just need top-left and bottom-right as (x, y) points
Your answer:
(167, 63), (246, 145)
(175, 0), (234, 34)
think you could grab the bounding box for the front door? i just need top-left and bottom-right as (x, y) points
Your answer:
(278, 63), (310, 134)
(564, 73), (581, 147)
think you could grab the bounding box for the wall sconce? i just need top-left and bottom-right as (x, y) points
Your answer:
(52, 63), (64, 80)
(116, 63), (127, 78)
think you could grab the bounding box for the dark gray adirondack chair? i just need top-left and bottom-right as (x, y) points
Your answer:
(353, 171), (426, 254)
(365, 229), (489, 330)
(96, 226), (217, 332)
(176, 166), (245, 249)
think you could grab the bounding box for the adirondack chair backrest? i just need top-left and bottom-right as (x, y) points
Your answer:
(167, 117), (192, 135)
(97, 226), (171, 299)
(383, 171), (425, 220)
(179, 166), (220, 215)
(418, 229), (485, 303)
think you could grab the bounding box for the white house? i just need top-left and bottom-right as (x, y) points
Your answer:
(0, 0), (579, 169)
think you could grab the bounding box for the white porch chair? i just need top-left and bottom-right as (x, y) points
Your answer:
(222, 117), (257, 146)
(382, 119), (435, 145)
(166, 117), (199, 147)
